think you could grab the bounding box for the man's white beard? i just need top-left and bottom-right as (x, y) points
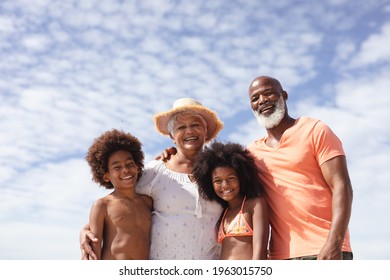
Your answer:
(253, 97), (285, 129)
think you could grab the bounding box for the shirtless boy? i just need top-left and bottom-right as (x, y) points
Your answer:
(85, 129), (152, 260)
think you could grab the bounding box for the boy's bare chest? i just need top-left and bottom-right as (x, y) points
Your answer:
(107, 200), (151, 227)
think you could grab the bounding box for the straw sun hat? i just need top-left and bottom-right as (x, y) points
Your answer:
(154, 98), (224, 142)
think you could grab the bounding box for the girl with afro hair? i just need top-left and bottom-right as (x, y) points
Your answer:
(85, 129), (152, 259)
(192, 141), (269, 259)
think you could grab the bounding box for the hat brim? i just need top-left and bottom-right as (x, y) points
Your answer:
(154, 104), (223, 142)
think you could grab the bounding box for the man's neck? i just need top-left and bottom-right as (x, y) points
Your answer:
(265, 115), (296, 147)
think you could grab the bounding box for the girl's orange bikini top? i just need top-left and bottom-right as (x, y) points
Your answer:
(217, 196), (253, 244)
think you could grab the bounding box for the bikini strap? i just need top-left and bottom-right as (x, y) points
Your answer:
(239, 195), (247, 213)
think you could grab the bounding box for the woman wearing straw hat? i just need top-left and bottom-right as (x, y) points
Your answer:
(80, 98), (224, 260)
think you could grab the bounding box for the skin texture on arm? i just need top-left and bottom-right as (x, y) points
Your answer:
(155, 147), (177, 161)
(318, 155), (353, 260)
(88, 199), (106, 260)
(80, 224), (98, 260)
(251, 197), (270, 260)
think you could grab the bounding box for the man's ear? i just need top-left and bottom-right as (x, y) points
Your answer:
(282, 90), (288, 101)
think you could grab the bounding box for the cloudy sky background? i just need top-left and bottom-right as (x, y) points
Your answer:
(0, 0), (389, 260)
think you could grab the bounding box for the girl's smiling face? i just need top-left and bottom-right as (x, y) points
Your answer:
(212, 166), (242, 203)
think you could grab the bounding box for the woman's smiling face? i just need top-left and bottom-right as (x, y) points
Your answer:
(169, 114), (207, 153)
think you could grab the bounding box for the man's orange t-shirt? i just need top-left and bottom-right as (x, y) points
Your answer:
(247, 117), (352, 260)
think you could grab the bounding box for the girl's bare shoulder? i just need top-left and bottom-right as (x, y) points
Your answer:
(245, 196), (267, 211)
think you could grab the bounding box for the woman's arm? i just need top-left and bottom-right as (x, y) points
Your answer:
(79, 223), (99, 260)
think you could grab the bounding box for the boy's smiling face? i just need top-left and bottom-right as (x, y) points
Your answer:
(103, 150), (139, 189)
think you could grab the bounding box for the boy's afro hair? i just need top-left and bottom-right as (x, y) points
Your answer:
(85, 129), (144, 189)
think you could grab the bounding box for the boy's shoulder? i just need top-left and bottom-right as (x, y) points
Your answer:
(137, 193), (153, 209)
(93, 194), (113, 206)
(90, 195), (113, 214)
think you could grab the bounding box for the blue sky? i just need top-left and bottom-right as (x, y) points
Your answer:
(0, 0), (389, 260)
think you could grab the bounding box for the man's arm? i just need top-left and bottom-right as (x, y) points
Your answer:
(318, 155), (353, 260)
(154, 147), (176, 161)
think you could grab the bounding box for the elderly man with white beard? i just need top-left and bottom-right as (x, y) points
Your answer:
(247, 76), (353, 260)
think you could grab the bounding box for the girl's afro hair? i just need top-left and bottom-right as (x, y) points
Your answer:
(192, 141), (265, 208)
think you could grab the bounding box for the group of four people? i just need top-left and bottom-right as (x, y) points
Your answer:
(80, 75), (353, 260)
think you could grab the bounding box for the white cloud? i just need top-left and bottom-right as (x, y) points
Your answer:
(335, 70), (390, 122)
(0, 16), (16, 33)
(181, 36), (208, 52)
(21, 34), (52, 52)
(350, 22), (390, 67)
(333, 40), (356, 66)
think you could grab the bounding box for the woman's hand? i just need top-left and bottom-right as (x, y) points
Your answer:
(79, 224), (99, 260)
